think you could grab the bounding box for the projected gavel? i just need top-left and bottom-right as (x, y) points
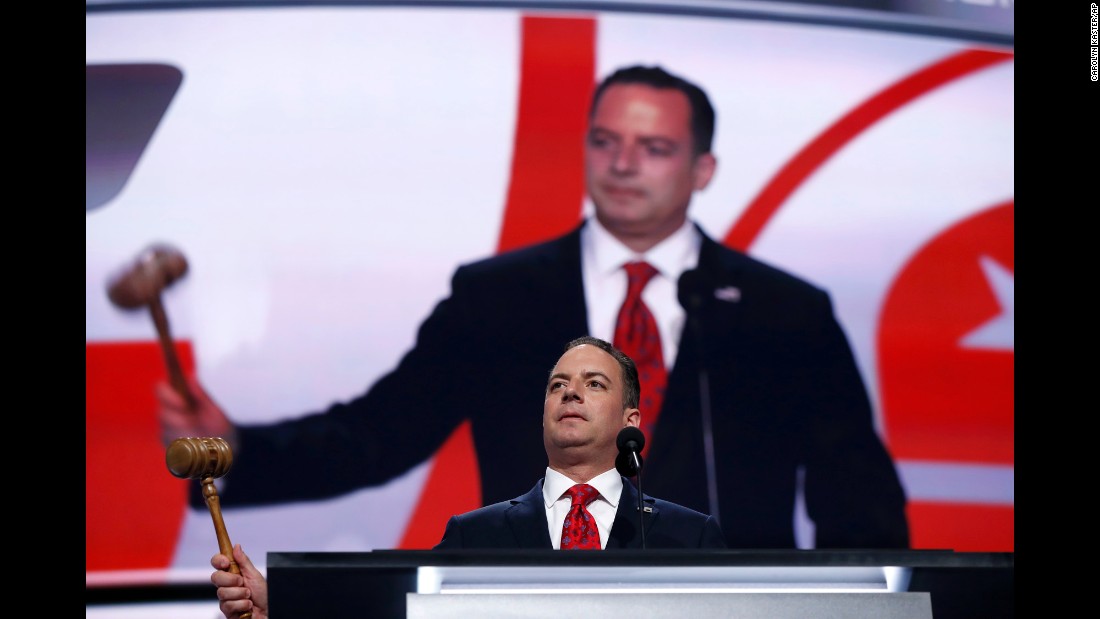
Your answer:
(106, 243), (196, 410)
(167, 437), (251, 619)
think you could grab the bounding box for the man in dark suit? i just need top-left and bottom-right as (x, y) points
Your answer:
(208, 337), (723, 619)
(160, 65), (909, 550)
(434, 336), (725, 550)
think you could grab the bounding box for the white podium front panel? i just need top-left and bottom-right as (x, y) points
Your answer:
(407, 591), (934, 619)
(415, 564), (911, 593)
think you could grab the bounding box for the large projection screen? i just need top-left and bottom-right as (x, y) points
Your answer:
(87, 0), (1013, 592)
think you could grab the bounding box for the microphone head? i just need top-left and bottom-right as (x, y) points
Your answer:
(677, 268), (707, 311)
(616, 426), (645, 453)
(615, 450), (644, 477)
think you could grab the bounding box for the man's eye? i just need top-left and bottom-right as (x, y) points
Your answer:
(587, 134), (614, 149)
(549, 382), (565, 391)
(588, 381), (605, 389)
(646, 144), (674, 157)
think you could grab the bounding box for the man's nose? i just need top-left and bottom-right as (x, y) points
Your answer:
(561, 382), (582, 401)
(611, 144), (638, 174)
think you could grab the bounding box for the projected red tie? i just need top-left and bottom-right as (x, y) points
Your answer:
(613, 261), (666, 456)
(560, 483), (601, 549)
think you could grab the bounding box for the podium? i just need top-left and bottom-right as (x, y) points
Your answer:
(267, 549), (1013, 618)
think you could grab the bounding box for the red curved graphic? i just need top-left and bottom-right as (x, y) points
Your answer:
(879, 202), (1014, 465)
(723, 48), (1013, 252)
(878, 201), (1014, 551)
(496, 16), (596, 254)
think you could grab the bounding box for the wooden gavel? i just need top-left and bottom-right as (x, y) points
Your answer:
(107, 243), (196, 410)
(166, 436), (251, 619)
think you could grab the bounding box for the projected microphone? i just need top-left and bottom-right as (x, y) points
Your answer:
(678, 268), (721, 524)
(616, 426), (647, 549)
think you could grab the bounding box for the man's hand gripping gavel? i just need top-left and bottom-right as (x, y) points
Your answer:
(167, 437), (252, 619)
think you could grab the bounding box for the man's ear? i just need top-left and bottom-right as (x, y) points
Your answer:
(624, 407), (641, 428)
(692, 152), (717, 191)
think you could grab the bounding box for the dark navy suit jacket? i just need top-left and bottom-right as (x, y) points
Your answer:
(433, 477), (727, 550)
(216, 221), (909, 549)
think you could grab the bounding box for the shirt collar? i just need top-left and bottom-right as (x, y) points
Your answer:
(543, 467), (623, 509)
(582, 217), (701, 280)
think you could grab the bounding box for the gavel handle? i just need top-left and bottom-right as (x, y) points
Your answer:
(202, 478), (252, 619)
(148, 296), (198, 410)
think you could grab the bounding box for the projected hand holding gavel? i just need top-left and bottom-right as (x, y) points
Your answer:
(107, 243), (196, 410)
(167, 437), (252, 619)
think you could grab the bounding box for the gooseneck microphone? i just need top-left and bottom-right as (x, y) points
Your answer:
(616, 426), (647, 549)
(678, 268), (722, 524)
(616, 426), (645, 474)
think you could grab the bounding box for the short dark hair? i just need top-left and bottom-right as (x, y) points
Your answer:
(559, 336), (640, 409)
(589, 65), (716, 155)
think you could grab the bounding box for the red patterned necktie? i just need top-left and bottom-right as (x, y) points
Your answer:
(560, 484), (601, 550)
(613, 261), (666, 457)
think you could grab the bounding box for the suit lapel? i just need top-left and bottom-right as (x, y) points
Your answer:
(674, 228), (748, 374)
(648, 229), (748, 513)
(541, 223), (588, 334)
(606, 478), (657, 549)
(504, 480), (554, 549)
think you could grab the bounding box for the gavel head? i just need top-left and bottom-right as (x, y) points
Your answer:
(166, 437), (233, 480)
(107, 243), (189, 309)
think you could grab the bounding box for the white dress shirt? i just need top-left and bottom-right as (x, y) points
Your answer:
(580, 217), (702, 369)
(543, 467), (623, 549)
